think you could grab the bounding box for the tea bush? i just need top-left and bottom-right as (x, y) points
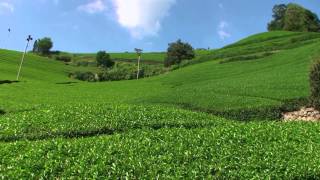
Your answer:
(310, 58), (320, 109)
(55, 55), (72, 62)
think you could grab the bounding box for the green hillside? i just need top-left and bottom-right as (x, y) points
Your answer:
(72, 50), (211, 64)
(1, 31), (320, 179)
(74, 52), (166, 63)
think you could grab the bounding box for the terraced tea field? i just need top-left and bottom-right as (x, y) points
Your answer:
(1, 31), (320, 178)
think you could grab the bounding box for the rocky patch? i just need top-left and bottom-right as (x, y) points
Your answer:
(283, 107), (320, 122)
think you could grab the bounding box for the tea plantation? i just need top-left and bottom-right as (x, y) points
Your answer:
(1, 31), (320, 179)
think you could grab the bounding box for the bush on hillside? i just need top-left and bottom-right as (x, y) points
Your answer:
(36, 37), (53, 55)
(76, 61), (97, 67)
(310, 59), (320, 109)
(164, 56), (179, 67)
(96, 51), (114, 68)
(55, 55), (72, 62)
(69, 72), (98, 82)
(70, 62), (165, 82)
(165, 39), (195, 67)
(99, 63), (142, 81)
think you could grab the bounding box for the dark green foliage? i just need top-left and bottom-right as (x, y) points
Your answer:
(71, 63), (164, 82)
(143, 65), (166, 77)
(37, 37), (53, 55)
(99, 63), (138, 81)
(32, 40), (39, 53)
(268, 3), (320, 32)
(284, 4), (309, 32)
(268, 4), (287, 31)
(176, 98), (308, 121)
(305, 10), (320, 32)
(76, 61), (97, 67)
(164, 56), (179, 67)
(310, 59), (320, 109)
(280, 97), (310, 113)
(98, 63), (163, 81)
(69, 72), (97, 82)
(96, 51), (114, 68)
(165, 39), (195, 66)
(55, 55), (71, 62)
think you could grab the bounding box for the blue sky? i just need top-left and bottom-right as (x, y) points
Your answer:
(0, 0), (319, 53)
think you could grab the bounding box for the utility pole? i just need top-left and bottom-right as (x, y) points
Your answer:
(135, 48), (143, 80)
(17, 35), (33, 81)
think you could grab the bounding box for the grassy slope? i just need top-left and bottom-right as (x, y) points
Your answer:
(1, 31), (320, 178)
(73, 50), (211, 63)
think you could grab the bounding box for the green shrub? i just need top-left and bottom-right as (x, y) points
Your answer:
(165, 39), (195, 66)
(37, 37), (53, 55)
(71, 62), (165, 82)
(96, 51), (114, 68)
(310, 59), (320, 109)
(164, 56), (179, 67)
(69, 72), (97, 82)
(76, 61), (97, 67)
(143, 65), (166, 77)
(55, 55), (72, 62)
(99, 63), (140, 81)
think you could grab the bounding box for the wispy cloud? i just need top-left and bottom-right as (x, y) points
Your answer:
(217, 21), (231, 40)
(78, 0), (106, 14)
(111, 0), (176, 39)
(0, 1), (14, 14)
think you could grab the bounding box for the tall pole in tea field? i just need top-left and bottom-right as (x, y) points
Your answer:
(135, 48), (143, 80)
(17, 35), (33, 81)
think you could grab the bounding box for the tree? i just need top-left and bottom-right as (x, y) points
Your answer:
(283, 4), (309, 32)
(165, 39), (195, 67)
(268, 4), (287, 31)
(32, 39), (39, 53)
(304, 9), (320, 32)
(37, 37), (53, 55)
(96, 51), (114, 68)
(268, 3), (320, 32)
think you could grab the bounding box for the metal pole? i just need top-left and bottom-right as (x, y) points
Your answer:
(16, 41), (30, 81)
(137, 55), (141, 79)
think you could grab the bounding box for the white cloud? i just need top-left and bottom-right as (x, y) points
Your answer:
(78, 0), (106, 14)
(218, 30), (230, 40)
(0, 1), (14, 14)
(217, 21), (231, 40)
(111, 0), (176, 39)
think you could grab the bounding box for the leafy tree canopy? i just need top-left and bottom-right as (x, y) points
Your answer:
(165, 39), (195, 67)
(96, 51), (114, 68)
(37, 37), (53, 55)
(268, 3), (320, 32)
